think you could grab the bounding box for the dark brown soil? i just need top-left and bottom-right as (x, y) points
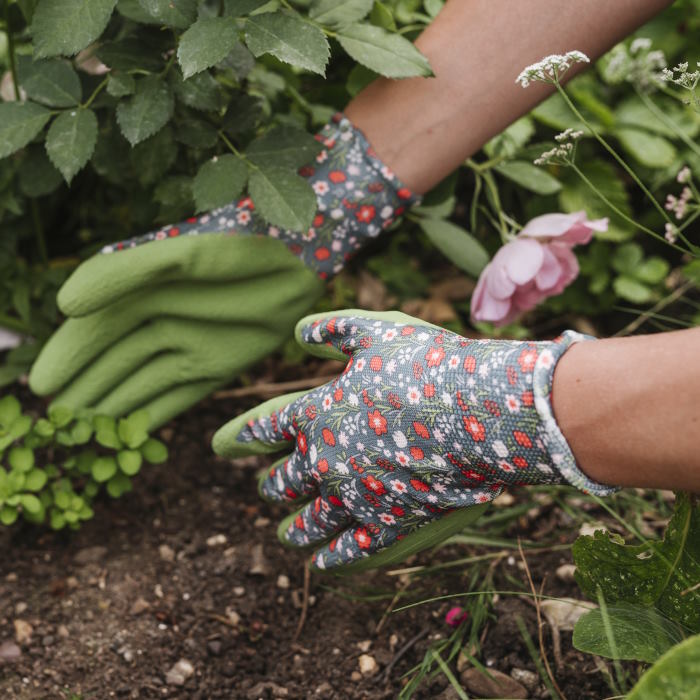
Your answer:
(1, 366), (619, 700)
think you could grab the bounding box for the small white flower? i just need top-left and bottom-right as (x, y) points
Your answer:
(392, 431), (407, 448)
(348, 393), (359, 407)
(395, 451), (410, 467)
(330, 208), (344, 219)
(309, 444), (317, 465)
(407, 387), (421, 405)
(322, 395), (333, 411)
(505, 394), (521, 413)
(382, 328), (398, 342)
(312, 180), (329, 195)
(492, 440), (508, 458)
(516, 51), (590, 87)
(335, 461), (349, 475)
(390, 479), (407, 494)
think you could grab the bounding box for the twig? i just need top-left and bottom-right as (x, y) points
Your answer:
(213, 375), (338, 399)
(293, 560), (311, 642)
(207, 613), (240, 629)
(518, 538), (568, 700)
(375, 579), (410, 635)
(379, 628), (430, 685)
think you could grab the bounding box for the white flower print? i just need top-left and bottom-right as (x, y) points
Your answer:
(407, 387), (421, 404)
(392, 431), (407, 448)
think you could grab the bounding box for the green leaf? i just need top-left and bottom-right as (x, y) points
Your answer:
(172, 71), (223, 112)
(137, 0), (197, 27)
(483, 117), (535, 158)
(0, 506), (18, 526)
(627, 634), (700, 700)
(225, 0), (269, 14)
(33, 418), (55, 438)
(346, 63), (377, 97)
(54, 490), (71, 510)
(116, 76), (174, 146)
(45, 108), (98, 184)
(94, 415), (122, 449)
(117, 449), (142, 476)
(615, 127), (677, 168)
(309, 0), (373, 27)
(70, 419), (93, 445)
(91, 456), (118, 483)
(118, 409), (150, 448)
(573, 603), (686, 663)
(9, 447), (34, 473)
(48, 404), (73, 427)
(32, 0), (118, 58)
(0, 395), (21, 427)
(106, 472), (132, 498)
(495, 161), (562, 195)
(175, 118), (218, 149)
(245, 125), (323, 169)
(141, 438), (167, 464)
(16, 56), (81, 107)
(106, 72), (136, 98)
(369, 1), (395, 30)
(19, 493), (41, 515)
(178, 17), (240, 79)
(244, 11), (330, 76)
(24, 469), (48, 492)
(573, 493), (700, 634)
(248, 165), (317, 232)
(50, 510), (66, 529)
(0, 102), (52, 159)
(683, 260), (700, 285)
(193, 154), (248, 213)
(131, 127), (177, 187)
(612, 242), (644, 275)
(336, 23), (432, 78)
(634, 257), (670, 285)
(97, 38), (165, 72)
(614, 275), (654, 303)
(615, 96), (700, 140)
(417, 218), (489, 278)
(8, 415), (32, 441)
(19, 145), (63, 196)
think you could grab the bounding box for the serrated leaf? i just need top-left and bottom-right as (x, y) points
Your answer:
(91, 456), (117, 483)
(418, 218), (489, 278)
(615, 127), (677, 168)
(614, 275), (654, 303)
(19, 145), (63, 197)
(106, 72), (135, 97)
(573, 603), (684, 663)
(495, 160), (562, 195)
(97, 38), (165, 72)
(31, 0), (118, 58)
(131, 127), (177, 186)
(245, 125), (323, 169)
(175, 118), (218, 149)
(369, 1), (395, 30)
(172, 70), (223, 112)
(141, 438), (167, 464)
(483, 117), (535, 158)
(117, 449), (142, 476)
(116, 76), (174, 145)
(193, 154), (248, 213)
(224, 0), (269, 14)
(612, 242), (644, 275)
(16, 56), (81, 107)
(138, 0), (197, 27)
(45, 108), (98, 184)
(573, 492), (700, 633)
(309, 0), (373, 27)
(248, 165), (316, 232)
(336, 23), (431, 78)
(178, 17), (240, 79)
(0, 102), (51, 159)
(244, 11), (329, 76)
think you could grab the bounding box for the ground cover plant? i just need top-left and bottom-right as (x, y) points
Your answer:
(0, 0), (699, 697)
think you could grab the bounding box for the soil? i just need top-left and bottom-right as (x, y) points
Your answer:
(1, 361), (620, 700)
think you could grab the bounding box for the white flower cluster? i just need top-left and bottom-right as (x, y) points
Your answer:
(600, 39), (667, 89)
(661, 62), (700, 109)
(533, 128), (583, 166)
(665, 187), (693, 220)
(515, 51), (590, 87)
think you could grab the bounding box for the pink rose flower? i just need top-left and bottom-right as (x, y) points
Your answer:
(445, 606), (469, 628)
(471, 211), (608, 326)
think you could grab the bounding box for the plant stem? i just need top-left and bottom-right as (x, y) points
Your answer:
(555, 81), (675, 227)
(81, 76), (109, 109)
(0, 313), (31, 334)
(4, 3), (19, 101)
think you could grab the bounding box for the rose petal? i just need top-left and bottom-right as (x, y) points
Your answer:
(519, 211), (587, 239)
(500, 238), (544, 285)
(471, 272), (513, 322)
(486, 260), (516, 299)
(535, 245), (564, 291)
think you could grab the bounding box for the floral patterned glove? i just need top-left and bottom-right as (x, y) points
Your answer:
(213, 310), (616, 571)
(30, 115), (418, 427)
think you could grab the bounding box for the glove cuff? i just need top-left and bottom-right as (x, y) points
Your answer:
(533, 330), (618, 496)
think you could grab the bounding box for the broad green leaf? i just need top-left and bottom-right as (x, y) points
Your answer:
(16, 56), (81, 107)
(97, 38), (165, 72)
(193, 155), (248, 213)
(573, 603), (686, 663)
(141, 438), (168, 464)
(611, 242), (644, 275)
(137, 0), (197, 27)
(117, 0), (157, 23)
(309, 0), (373, 27)
(346, 64), (377, 97)
(9, 447), (34, 473)
(531, 92), (590, 132)
(615, 128), (677, 168)
(614, 275), (654, 303)
(24, 469), (48, 492)
(483, 117), (535, 158)
(19, 493), (41, 514)
(91, 456), (118, 483)
(116, 76), (174, 145)
(336, 23), (432, 78)
(8, 415), (32, 441)
(627, 634), (700, 700)
(634, 257), (670, 285)
(245, 125), (323, 169)
(683, 259), (700, 285)
(117, 450), (142, 476)
(616, 96), (700, 140)
(19, 145), (63, 197)
(495, 161), (562, 195)
(369, 1), (395, 30)
(50, 510), (66, 529)
(0, 506), (18, 525)
(54, 490), (71, 509)
(95, 418), (122, 449)
(106, 73), (136, 98)
(225, 0), (269, 14)
(106, 472), (132, 498)
(118, 409), (150, 448)
(178, 17), (240, 79)
(45, 108), (98, 184)
(222, 93), (264, 134)
(573, 493), (700, 633)
(70, 419), (93, 444)
(154, 175), (194, 220)
(131, 127), (177, 186)
(244, 12), (330, 76)
(32, 0), (118, 58)
(0, 102), (51, 159)
(175, 118), (218, 148)
(418, 218), (489, 278)
(248, 165), (317, 232)
(32, 418), (55, 438)
(425, 0), (444, 17)
(49, 405), (74, 427)
(172, 71), (223, 112)
(0, 395), (21, 427)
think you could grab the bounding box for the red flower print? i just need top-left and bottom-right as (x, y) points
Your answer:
(513, 456), (528, 468)
(397, 187), (412, 200)
(237, 196), (254, 209)
(370, 356), (383, 372)
(288, 243), (303, 255)
(305, 405), (317, 420)
(328, 494), (343, 507)
(360, 336), (372, 348)
(388, 392), (402, 409)
(518, 347), (538, 373)
(329, 170), (346, 183)
(368, 182), (384, 193)
(325, 317), (336, 333)
(410, 479), (430, 492)
(364, 492), (381, 507)
(362, 389), (374, 407)
(425, 346), (445, 367)
(413, 421), (430, 439)
(423, 383), (435, 398)
(513, 430), (533, 448)
(463, 415), (486, 442)
(314, 247), (330, 261)
(507, 367), (518, 385)
(334, 387), (343, 402)
(329, 538), (337, 552)
(463, 355), (476, 373)
(168, 227), (180, 237)
(368, 522), (381, 535)
(354, 527), (372, 549)
(410, 446), (424, 460)
(391, 506), (405, 517)
(413, 362), (423, 380)
(376, 457), (395, 471)
(322, 428), (336, 446)
(296, 431), (308, 455)
(356, 205), (376, 223)
(368, 409), (388, 436)
(313, 214), (324, 227)
(401, 326), (415, 336)
(298, 165), (315, 177)
(484, 399), (501, 416)
(461, 469), (486, 483)
(521, 390), (534, 407)
(318, 458), (329, 473)
(362, 475), (386, 496)
(285, 487), (298, 499)
(295, 514), (304, 530)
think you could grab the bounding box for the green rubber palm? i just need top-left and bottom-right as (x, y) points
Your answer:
(29, 235), (322, 427)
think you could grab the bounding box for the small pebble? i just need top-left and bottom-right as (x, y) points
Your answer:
(74, 546), (107, 565)
(130, 598), (150, 615)
(0, 641), (21, 663)
(276, 575), (290, 589)
(158, 545), (175, 562)
(358, 654), (378, 677)
(165, 659), (194, 686)
(206, 534), (227, 547)
(233, 586), (246, 597)
(461, 667), (527, 699)
(13, 620), (32, 645)
(14, 602), (27, 615)
(57, 625), (69, 638)
(249, 544), (271, 576)
(66, 576), (79, 589)
(350, 671), (362, 682)
(154, 584), (164, 599)
(225, 607), (241, 625)
(579, 522), (606, 538)
(254, 517), (271, 528)
(510, 668), (540, 692)
(5, 572), (17, 582)
(556, 564), (577, 582)
(207, 640), (222, 657)
(356, 640), (372, 652)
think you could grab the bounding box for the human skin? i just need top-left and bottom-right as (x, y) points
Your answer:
(346, 0), (700, 494)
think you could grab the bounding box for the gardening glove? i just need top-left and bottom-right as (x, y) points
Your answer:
(212, 310), (617, 572)
(29, 114), (418, 428)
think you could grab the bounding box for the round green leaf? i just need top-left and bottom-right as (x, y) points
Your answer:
(19, 146), (64, 197)
(8, 447), (35, 473)
(19, 493), (41, 514)
(48, 405), (74, 428)
(0, 505), (18, 526)
(417, 218), (490, 278)
(141, 438), (167, 464)
(91, 456), (118, 483)
(53, 490), (71, 509)
(50, 510), (66, 529)
(118, 450), (142, 476)
(71, 419), (94, 445)
(106, 472), (132, 498)
(613, 275), (654, 304)
(24, 469), (48, 492)
(0, 395), (21, 428)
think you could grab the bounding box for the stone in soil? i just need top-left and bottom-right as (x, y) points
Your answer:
(460, 667), (528, 699)
(13, 619), (32, 644)
(510, 667), (540, 692)
(165, 658), (195, 686)
(0, 641), (21, 663)
(358, 654), (379, 677)
(73, 545), (108, 565)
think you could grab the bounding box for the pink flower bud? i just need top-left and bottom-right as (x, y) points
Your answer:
(445, 606), (468, 627)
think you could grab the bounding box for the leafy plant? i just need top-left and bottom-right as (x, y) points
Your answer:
(0, 394), (167, 529)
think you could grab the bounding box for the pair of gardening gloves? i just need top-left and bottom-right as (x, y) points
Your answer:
(30, 114), (615, 572)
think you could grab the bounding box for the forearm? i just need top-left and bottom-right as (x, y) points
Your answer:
(552, 328), (700, 493)
(346, 0), (674, 193)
